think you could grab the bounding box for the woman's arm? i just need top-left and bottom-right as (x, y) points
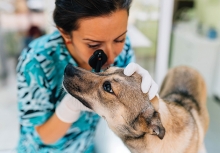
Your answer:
(35, 113), (72, 144)
(17, 49), (90, 145)
(36, 94), (92, 144)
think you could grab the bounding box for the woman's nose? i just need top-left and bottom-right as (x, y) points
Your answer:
(105, 46), (115, 65)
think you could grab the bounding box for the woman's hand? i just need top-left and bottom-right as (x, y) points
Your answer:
(124, 62), (158, 100)
(56, 94), (93, 123)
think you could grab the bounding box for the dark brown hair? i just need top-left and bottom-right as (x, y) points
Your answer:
(53, 0), (132, 33)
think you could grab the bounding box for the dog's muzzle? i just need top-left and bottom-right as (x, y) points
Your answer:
(64, 64), (77, 77)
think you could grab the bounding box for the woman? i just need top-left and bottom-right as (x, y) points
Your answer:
(16, 0), (158, 152)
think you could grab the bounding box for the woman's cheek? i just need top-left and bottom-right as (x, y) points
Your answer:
(115, 43), (125, 55)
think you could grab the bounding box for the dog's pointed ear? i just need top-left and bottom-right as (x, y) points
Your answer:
(134, 108), (165, 139)
(148, 124), (165, 139)
(150, 96), (159, 111)
(143, 110), (165, 139)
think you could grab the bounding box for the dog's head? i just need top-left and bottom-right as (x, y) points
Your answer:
(63, 64), (165, 140)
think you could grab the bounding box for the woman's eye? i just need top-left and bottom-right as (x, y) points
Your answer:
(103, 81), (114, 93)
(88, 44), (100, 48)
(114, 38), (125, 43)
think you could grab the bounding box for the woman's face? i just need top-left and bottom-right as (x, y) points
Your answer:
(66, 9), (128, 70)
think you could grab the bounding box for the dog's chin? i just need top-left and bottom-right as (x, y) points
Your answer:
(72, 94), (93, 109)
(63, 90), (93, 110)
(62, 83), (69, 94)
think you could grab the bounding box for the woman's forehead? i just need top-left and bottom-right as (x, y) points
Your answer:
(72, 10), (128, 40)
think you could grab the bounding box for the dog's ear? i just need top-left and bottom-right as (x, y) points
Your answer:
(146, 111), (165, 139)
(150, 96), (159, 111)
(134, 109), (165, 139)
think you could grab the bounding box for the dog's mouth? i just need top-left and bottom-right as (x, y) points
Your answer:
(63, 83), (93, 110)
(72, 93), (93, 109)
(62, 74), (93, 110)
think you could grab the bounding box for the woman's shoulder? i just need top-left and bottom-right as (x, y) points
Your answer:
(17, 31), (68, 72)
(20, 31), (65, 59)
(28, 30), (63, 50)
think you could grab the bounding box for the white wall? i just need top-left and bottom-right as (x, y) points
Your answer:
(45, 0), (56, 33)
(155, 0), (174, 87)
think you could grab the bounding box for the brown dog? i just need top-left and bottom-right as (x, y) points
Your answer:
(63, 64), (209, 153)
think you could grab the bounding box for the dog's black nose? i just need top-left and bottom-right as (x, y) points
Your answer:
(64, 64), (76, 77)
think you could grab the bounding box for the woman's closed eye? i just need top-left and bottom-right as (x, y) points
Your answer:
(88, 38), (125, 48)
(114, 38), (125, 43)
(88, 44), (101, 48)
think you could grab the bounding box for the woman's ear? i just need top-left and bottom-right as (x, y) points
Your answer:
(57, 27), (72, 43)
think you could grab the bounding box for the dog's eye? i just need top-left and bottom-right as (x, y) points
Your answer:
(103, 81), (113, 93)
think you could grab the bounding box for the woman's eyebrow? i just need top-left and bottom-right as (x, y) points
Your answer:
(82, 38), (103, 42)
(83, 31), (127, 42)
(114, 30), (127, 40)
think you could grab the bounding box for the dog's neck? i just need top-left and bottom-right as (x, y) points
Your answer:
(122, 96), (196, 153)
(121, 96), (164, 153)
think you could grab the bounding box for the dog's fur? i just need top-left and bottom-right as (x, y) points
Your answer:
(63, 64), (209, 153)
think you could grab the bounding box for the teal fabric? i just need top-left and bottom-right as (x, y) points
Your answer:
(16, 30), (135, 153)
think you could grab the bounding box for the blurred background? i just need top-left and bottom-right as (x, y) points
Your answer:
(0, 0), (220, 152)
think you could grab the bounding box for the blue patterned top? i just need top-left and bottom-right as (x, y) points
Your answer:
(16, 30), (135, 153)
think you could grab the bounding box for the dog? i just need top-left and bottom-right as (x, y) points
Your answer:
(63, 64), (209, 153)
